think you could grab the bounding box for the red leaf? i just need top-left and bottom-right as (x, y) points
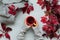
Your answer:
(46, 5), (51, 11)
(24, 2), (29, 7)
(27, 7), (30, 14)
(0, 34), (3, 38)
(29, 6), (34, 11)
(27, 6), (34, 14)
(37, 0), (51, 10)
(5, 33), (10, 40)
(22, 2), (34, 14)
(8, 5), (15, 11)
(42, 25), (48, 31)
(41, 3), (45, 9)
(46, 20), (51, 25)
(22, 2), (28, 13)
(41, 16), (47, 23)
(8, 5), (17, 15)
(51, 20), (58, 25)
(52, 0), (58, 5)
(37, 0), (44, 5)
(1, 23), (6, 31)
(8, 10), (16, 15)
(5, 27), (12, 32)
(54, 5), (60, 14)
(47, 26), (55, 33)
(22, 7), (27, 13)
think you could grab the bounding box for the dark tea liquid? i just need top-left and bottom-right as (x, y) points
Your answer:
(26, 16), (35, 26)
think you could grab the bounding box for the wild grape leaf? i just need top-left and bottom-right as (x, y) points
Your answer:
(52, 0), (58, 5)
(26, 7), (30, 14)
(22, 2), (28, 13)
(5, 27), (12, 32)
(37, 0), (51, 11)
(37, 0), (44, 5)
(29, 5), (34, 11)
(5, 33), (10, 40)
(22, 2), (34, 14)
(8, 5), (17, 15)
(1, 23), (12, 40)
(8, 5), (15, 11)
(22, 7), (28, 13)
(0, 34), (3, 38)
(41, 16), (47, 23)
(1, 23), (6, 31)
(8, 10), (16, 15)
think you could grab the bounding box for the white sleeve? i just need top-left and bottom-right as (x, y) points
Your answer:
(17, 24), (30, 40)
(32, 26), (44, 40)
(0, 5), (11, 17)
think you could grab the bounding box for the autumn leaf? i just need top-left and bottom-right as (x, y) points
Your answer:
(5, 27), (12, 32)
(52, 0), (58, 5)
(37, 0), (44, 5)
(39, 0), (60, 39)
(41, 16), (47, 23)
(8, 10), (16, 15)
(5, 33), (10, 40)
(0, 34), (3, 38)
(8, 5), (15, 11)
(22, 2), (34, 14)
(8, 5), (17, 15)
(22, 7), (28, 13)
(1, 23), (12, 40)
(1, 23), (6, 31)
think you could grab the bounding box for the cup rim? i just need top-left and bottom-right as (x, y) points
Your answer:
(24, 16), (38, 27)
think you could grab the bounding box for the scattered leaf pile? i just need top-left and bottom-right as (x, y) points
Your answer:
(37, 0), (60, 40)
(0, 23), (12, 40)
(22, 2), (34, 14)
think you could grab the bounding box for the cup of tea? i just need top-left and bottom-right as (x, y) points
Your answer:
(25, 16), (38, 27)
